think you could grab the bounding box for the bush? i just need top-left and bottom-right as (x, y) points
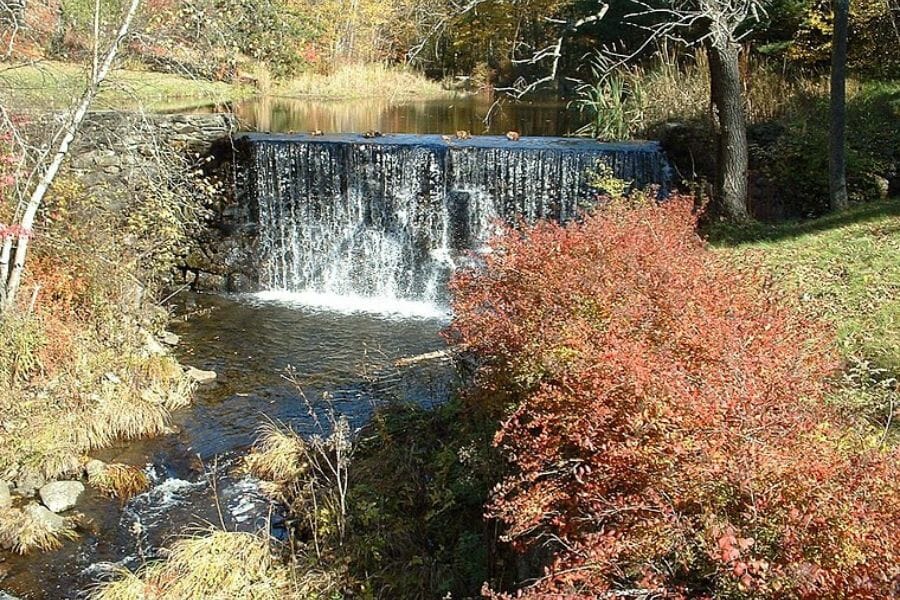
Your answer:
(447, 197), (900, 598)
(345, 401), (512, 598)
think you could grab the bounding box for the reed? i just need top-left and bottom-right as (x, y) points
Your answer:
(274, 63), (449, 100)
(575, 47), (833, 139)
(88, 464), (150, 502)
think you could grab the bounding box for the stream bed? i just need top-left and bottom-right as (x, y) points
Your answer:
(2, 293), (451, 599)
(2, 94), (587, 599)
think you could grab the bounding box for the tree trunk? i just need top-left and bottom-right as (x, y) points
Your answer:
(829, 0), (849, 211)
(0, 0), (141, 311)
(709, 42), (750, 221)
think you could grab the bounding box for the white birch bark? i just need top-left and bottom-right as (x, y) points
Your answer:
(1, 0), (142, 310)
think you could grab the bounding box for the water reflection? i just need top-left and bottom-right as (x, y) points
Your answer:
(232, 94), (587, 136)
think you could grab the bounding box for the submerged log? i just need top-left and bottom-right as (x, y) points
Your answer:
(394, 349), (453, 368)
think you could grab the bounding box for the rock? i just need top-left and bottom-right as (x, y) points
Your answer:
(160, 331), (181, 346)
(227, 273), (253, 293)
(194, 272), (227, 291)
(872, 174), (889, 199)
(124, 281), (145, 310)
(84, 459), (107, 480)
(0, 480), (10, 509)
(39, 481), (84, 513)
(14, 470), (47, 498)
(185, 366), (217, 384)
(24, 503), (66, 532)
(0, 591), (22, 600)
(181, 270), (198, 286)
(141, 329), (167, 356)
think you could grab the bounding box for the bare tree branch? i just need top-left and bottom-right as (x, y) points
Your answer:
(497, 1), (611, 98)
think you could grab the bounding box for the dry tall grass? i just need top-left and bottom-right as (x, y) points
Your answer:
(0, 506), (78, 554)
(637, 47), (821, 125)
(88, 463), (151, 502)
(577, 47), (833, 138)
(91, 530), (345, 599)
(0, 336), (193, 483)
(244, 422), (310, 485)
(274, 63), (449, 100)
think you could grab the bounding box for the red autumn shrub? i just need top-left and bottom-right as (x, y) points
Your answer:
(447, 197), (900, 599)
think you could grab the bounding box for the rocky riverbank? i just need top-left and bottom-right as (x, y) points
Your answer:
(1, 111), (231, 569)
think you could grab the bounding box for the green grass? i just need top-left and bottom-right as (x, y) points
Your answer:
(0, 60), (450, 111)
(707, 198), (900, 370)
(707, 198), (900, 435)
(0, 60), (250, 111)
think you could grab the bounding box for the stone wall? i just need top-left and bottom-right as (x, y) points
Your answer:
(61, 111), (235, 184)
(31, 111), (255, 293)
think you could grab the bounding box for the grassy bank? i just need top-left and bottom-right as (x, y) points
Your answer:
(0, 60), (246, 111)
(708, 197), (900, 434)
(0, 158), (204, 553)
(0, 60), (450, 112)
(708, 198), (900, 372)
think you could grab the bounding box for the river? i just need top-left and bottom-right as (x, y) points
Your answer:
(1, 94), (581, 599)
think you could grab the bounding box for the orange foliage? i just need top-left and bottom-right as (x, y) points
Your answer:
(25, 254), (92, 321)
(447, 197), (900, 599)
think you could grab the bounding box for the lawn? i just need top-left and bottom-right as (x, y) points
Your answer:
(708, 198), (900, 434)
(0, 60), (250, 111)
(0, 60), (451, 112)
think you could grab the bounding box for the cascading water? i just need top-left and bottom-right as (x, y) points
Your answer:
(240, 133), (671, 315)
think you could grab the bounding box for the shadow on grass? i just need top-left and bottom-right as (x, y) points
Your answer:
(704, 197), (900, 247)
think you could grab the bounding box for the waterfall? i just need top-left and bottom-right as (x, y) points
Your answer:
(240, 134), (670, 315)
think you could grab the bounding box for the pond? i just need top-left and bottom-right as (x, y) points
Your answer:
(229, 93), (587, 135)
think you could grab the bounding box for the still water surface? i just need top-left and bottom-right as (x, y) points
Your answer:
(231, 93), (587, 136)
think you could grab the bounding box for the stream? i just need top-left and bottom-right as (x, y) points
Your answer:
(2, 293), (451, 599)
(1, 95), (584, 599)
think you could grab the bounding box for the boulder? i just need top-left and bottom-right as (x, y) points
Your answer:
(160, 331), (181, 346)
(0, 480), (10, 509)
(194, 272), (227, 291)
(39, 481), (84, 513)
(84, 459), (107, 480)
(227, 273), (253, 293)
(23, 503), (66, 531)
(185, 366), (217, 384)
(141, 329), (168, 356)
(872, 174), (889, 199)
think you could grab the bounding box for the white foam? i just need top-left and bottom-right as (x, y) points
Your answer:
(250, 290), (450, 321)
(124, 477), (204, 520)
(224, 478), (267, 524)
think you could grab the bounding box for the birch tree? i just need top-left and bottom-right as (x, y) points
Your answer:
(0, 0), (142, 311)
